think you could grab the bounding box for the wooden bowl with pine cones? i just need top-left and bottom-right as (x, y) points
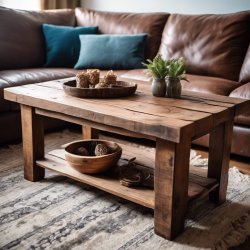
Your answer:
(65, 140), (122, 174)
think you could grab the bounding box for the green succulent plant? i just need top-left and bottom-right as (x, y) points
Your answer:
(142, 54), (173, 79)
(168, 57), (190, 82)
(142, 54), (190, 82)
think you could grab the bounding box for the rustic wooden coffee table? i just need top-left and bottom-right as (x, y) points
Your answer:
(4, 77), (250, 240)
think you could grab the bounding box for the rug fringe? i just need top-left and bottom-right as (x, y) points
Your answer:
(212, 211), (250, 250)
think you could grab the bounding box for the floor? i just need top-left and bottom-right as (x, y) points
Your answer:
(191, 146), (250, 250)
(3, 126), (250, 249)
(99, 130), (250, 250)
(192, 144), (250, 176)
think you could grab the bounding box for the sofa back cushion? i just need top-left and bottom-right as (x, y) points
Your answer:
(0, 7), (75, 70)
(75, 8), (170, 61)
(239, 45), (250, 83)
(158, 11), (250, 81)
(74, 34), (147, 69)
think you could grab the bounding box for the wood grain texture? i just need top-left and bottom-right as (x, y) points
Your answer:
(208, 118), (234, 204)
(40, 144), (218, 210)
(37, 154), (155, 209)
(154, 138), (191, 240)
(4, 84), (194, 142)
(36, 108), (155, 141)
(21, 105), (45, 181)
(82, 126), (99, 140)
(4, 79), (250, 144)
(37, 81), (231, 127)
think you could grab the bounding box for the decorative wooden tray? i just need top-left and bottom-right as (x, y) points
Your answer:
(63, 80), (137, 98)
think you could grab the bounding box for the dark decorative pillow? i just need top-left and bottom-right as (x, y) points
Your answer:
(43, 24), (98, 67)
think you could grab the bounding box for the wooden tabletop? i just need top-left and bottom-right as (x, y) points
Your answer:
(4, 77), (250, 143)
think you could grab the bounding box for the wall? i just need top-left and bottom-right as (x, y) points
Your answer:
(81, 0), (250, 14)
(0, 0), (40, 10)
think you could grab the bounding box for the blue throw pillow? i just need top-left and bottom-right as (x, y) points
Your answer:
(43, 24), (98, 68)
(74, 34), (147, 70)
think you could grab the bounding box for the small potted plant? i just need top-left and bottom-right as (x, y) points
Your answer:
(165, 57), (190, 98)
(142, 54), (173, 97)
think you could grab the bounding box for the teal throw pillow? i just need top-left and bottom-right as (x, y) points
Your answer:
(74, 34), (147, 69)
(43, 24), (98, 68)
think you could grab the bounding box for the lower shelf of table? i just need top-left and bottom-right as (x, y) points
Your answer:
(36, 144), (218, 209)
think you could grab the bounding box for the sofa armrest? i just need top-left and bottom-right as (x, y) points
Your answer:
(230, 82), (250, 126)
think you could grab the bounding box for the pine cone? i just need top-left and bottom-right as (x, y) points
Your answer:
(76, 72), (89, 88)
(74, 147), (90, 156)
(95, 81), (109, 88)
(95, 144), (108, 156)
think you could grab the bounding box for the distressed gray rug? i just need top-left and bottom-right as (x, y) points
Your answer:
(0, 130), (250, 250)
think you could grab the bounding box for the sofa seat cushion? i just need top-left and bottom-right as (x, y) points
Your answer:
(0, 78), (11, 112)
(158, 11), (250, 81)
(0, 68), (80, 86)
(229, 82), (250, 126)
(193, 124), (250, 157)
(239, 45), (250, 83)
(0, 111), (68, 145)
(75, 8), (170, 61)
(121, 70), (242, 96)
(0, 7), (76, 70)
(121, 69), (151, 82)
(181, 74), (242, 96)
(1, 68), (129, 110)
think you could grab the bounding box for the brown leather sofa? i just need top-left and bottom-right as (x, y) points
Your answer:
(1, 7), (250, 158)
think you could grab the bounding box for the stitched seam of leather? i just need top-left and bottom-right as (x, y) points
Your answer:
(0, 76), (15, 85)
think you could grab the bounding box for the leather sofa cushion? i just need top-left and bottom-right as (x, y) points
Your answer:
(192, 124), (250, 158)
(181, 74), (242, 96)
(121, 69), (151, 82)
(0, 111), (68, 145)
(121, 70), (242, 96)
(1, 68), (129, 111)
(158, 11), (250, 81)
(0, 68), (78, 111)
(229, 82), (250, 126)
(75, 8), (169, 61)
(239, 45), (250, 83)
(0, 7), (75, 70)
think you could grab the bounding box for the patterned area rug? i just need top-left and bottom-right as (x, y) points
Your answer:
(0, 130), (250, 250)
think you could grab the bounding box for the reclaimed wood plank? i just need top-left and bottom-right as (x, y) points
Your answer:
(45, 145), (218, 210)
(208, 118), (234, 204)
(21, 105), (45, 181)
(37, 77), (250, 118)
(37, 154), (155, 209)
(37, 81), (231, 127)
(154, 138), (191, 240)
(4, 84), (195, 142)
(35, 108), (155, 141)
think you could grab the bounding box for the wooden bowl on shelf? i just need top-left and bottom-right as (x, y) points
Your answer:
(65, 140), (122, 174)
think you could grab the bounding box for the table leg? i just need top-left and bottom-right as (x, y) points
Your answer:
(154, 138), (191, 240)
(208, 119), (234, 204)
(21, 105), (45, 181)
(82, 126), (99, 139)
